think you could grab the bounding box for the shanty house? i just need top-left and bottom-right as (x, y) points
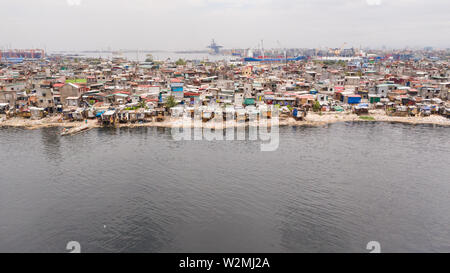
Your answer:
(60, 83), (85, 105)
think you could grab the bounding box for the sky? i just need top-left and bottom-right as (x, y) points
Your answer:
(1, 0), (449, 51)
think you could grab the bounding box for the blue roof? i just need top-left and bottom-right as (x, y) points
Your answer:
(96, 111), (105, 117)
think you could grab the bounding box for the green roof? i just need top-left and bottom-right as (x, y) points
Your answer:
(66, 79), (87, 84)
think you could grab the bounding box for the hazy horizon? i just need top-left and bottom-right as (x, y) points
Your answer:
(1, 0), (449, 51)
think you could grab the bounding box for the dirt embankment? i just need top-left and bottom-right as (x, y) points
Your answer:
(1, 111), (449, 131)
(0, 115), (99, 134)
(303, 110), (450, 126)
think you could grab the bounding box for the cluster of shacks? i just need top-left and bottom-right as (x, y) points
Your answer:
(1, 48), (449, 123)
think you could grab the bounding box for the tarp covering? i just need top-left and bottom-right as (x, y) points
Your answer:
(356, 103), (369, 108)
(96, 111), (105, 117)
(103, 110), (115, 116)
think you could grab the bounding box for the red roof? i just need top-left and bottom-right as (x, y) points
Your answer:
(53, 83), (65, 88)
(184, 92), (200, 97)
(297, 95), (314, 99)
(138, 85), (159, 88)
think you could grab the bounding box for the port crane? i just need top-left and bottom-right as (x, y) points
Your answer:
(207, 39), (223, 55)
(330, 42), (347, 56)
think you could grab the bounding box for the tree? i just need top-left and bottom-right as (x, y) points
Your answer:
(175, 58), (186, 66)
(145, 54), (153, 63)
(139, 99), (147, 109)
(165, 95), (177, 109)
(313, 100), (321, 112)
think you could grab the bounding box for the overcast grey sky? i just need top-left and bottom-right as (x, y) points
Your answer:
(1, 0), (449, 51)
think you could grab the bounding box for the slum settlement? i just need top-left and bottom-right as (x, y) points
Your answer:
(1, 48), (450, 133)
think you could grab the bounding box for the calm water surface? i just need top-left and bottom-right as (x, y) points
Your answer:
(0, 122), (449, 252)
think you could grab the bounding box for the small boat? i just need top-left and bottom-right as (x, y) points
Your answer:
(61, 125), (89, 136)
(61, 128), (70, 136)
